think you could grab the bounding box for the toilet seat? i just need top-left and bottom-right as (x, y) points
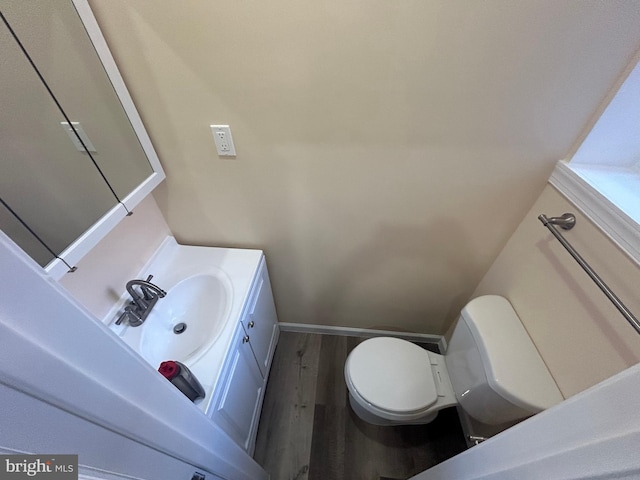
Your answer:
(345, 337), (438, 415)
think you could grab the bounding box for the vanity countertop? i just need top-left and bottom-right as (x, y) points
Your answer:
(105, 236), (263, 415)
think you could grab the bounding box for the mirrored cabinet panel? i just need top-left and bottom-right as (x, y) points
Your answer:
(2, 0), (154, 198)
(0, 200), (56, 267)
(0, 11), (119, 266)
(0, 0), (165, 277)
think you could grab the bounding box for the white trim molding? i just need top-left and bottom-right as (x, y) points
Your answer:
(278, 322), (446, 352)
(549, 161), (640, 266)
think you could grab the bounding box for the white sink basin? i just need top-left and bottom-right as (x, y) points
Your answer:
(107, 237), (264, 413)
(138, 273), (232, 367)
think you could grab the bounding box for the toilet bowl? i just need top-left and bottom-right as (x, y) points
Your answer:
(345, 337), (457, 425)
(344, 295), (563, 426)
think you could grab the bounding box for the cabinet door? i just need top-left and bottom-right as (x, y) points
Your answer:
(212, 324), (263, 452)
(243, 259), (278, 376)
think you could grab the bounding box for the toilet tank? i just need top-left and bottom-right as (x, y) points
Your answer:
(444, 295), (563, 425)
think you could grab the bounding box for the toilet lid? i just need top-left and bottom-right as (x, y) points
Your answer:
(347, 337), (437, 414)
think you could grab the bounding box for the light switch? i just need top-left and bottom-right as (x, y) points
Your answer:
(61, 121), (96, 152)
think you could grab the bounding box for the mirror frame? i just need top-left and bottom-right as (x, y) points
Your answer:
(44, 0), (165, 279)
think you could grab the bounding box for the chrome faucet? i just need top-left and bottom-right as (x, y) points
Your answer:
(115, 275), (166, 327)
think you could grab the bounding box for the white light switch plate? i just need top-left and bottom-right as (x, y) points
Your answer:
(210, 125), (236, 157)
(61, 121), (96, 152)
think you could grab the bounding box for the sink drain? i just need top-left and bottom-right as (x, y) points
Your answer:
(173, 322), (187, 334)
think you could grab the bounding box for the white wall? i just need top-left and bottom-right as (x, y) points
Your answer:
(87, 0), (640, 334)
(0, 385), (224, 480)
(571, 57), (640, 169)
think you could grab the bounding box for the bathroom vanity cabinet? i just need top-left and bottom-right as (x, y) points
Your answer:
(109, 238), (279, 456)
(209, 257), (279, 454)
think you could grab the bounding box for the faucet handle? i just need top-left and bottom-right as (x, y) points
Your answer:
(115, 311), (128, 326)
(141, 275), (156, 300)
(115, 307), (142, 326)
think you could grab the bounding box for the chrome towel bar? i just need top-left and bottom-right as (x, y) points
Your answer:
(538, 213), (640, 335)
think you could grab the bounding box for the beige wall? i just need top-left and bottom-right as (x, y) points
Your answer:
(59, 195), (171, 320)
(474, 185), (640, 398)
(88, 1), (640, 333)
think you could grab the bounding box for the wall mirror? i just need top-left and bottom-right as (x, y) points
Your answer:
(0, 0), (165, 279)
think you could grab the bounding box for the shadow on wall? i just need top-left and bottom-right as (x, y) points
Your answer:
(536, 236), (638, 365)
(310, 217), (483, 334)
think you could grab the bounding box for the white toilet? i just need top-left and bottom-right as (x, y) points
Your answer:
(344, 295), (563, 426)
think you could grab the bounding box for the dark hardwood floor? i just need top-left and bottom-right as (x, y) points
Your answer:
(254, 332), (467, 480)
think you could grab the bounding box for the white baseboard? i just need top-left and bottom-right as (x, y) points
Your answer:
(277, 322), (446, 352)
